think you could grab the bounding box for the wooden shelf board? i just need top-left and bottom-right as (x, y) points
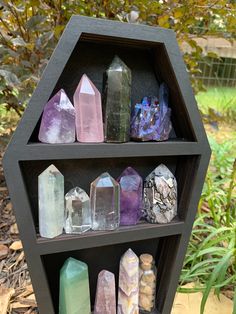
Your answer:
(19, 141), (202, 160)
(37, 218), (184, 255)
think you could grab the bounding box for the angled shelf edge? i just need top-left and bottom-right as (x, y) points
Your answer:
(15, 141), (203, 160)
(36, 218), (184, 255)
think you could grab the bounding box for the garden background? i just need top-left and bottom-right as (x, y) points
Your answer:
(0, 1), (235, 313)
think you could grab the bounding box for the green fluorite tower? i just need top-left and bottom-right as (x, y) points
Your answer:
(103, 55), (131, 142)
(59, 257), (91, 314)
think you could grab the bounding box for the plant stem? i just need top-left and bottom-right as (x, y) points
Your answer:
(226, 159), (236, 226)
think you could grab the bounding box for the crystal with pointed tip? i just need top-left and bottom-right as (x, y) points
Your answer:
(103, 56), (131, 142)
(90, 172), (120, 230)
(117, 248), (139, 314)
(130, 83), (172, 141)
(38, 89), (75, 143)
(64, 187), (91, 234)
(94, 270), (116, 314)
(74, 74), (104, 142)
(59, 257), (91, 314)
(38, 164), (64, 238)
(143, 164), (177, 223)
(117, 167), (143, 225)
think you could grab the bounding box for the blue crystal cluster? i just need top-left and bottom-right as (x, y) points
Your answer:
(130, 83), (172, 141)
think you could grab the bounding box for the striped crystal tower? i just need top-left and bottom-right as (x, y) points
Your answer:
(38, 164), (64, 238)
(74, 74), (104, 142)
(117, 248), (139, 314)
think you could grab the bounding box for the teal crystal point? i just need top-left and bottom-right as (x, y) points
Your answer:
(59, 257), (91, 314)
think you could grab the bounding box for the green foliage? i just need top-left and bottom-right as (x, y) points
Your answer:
(0, 0), (235, 114)
(181, 137), (236, 313)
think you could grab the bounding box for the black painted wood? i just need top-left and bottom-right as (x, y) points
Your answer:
(3, 15), (211, 314)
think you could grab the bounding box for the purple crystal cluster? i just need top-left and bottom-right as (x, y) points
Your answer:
(130, 83), (172, 141)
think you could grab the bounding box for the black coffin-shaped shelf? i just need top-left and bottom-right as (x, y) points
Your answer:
(3, 16), (211, 314)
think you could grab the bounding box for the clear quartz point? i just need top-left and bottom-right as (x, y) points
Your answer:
(90, 172), (120, 230)
(64, 187), (91, 234)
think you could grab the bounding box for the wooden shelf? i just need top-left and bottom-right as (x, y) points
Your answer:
(37, 218), (184, 255)
(20, 140), (202, 160)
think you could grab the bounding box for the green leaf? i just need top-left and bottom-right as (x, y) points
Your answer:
(200, 250), (233, 314)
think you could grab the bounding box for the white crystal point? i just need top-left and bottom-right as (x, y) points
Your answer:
(144, 164), (177, 224)
(64, 187), (91, 234)
(38, 164), (64, 238)
(91, 172), (120, 231)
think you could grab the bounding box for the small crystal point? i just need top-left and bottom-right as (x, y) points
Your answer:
(59, 257), (91, 314)
(38, 89), (75, 143)
(143, 164), (177, 223)
(90, 172), (120, 230)
(94, 270), (116, 314)
(117, 167), (143, 225)
(74, 74), (104, 143)
(64, 187), (91, 234)
(103, 55), (131, 143)
(117, 248), (139, 314)
(38, 164), (64, 238)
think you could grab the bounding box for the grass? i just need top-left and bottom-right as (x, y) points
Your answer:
(196, 87), (236, 122)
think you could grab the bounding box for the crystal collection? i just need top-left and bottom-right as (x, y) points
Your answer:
(38, 163), (177, 238)
(38, 57), (172, 144)
(59, 250), (157, 313)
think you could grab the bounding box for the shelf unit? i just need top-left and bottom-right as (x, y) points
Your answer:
(3, 16), (211, 314)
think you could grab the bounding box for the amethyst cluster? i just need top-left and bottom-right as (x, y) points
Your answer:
(130, 83), (172, 141)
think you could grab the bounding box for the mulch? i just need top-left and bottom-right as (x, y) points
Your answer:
(0, 134), (38, 314)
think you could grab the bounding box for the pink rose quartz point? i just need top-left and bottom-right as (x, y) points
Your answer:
(38, 89), (75, 143)
(94, 270), (116, 314)
(74, 74), (104, 142)
(117, 248), (139, 314)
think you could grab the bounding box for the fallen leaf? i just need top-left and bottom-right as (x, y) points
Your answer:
(5, 202), (12, 212)
(0, 244), (8, 260)
(0, 286), (15, 314)
(10, 223), (19, 234)
(9, 241), (23, 251)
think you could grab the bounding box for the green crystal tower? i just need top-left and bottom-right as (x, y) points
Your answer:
(59, 257), (91, 314)
(103, 56), (131, 142)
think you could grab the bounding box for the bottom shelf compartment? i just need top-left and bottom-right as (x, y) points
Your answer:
(41, 234), (180, 313)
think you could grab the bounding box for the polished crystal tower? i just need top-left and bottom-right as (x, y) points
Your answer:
(117, 248), (139, 314)
(74, 74), (104, 142)
(64, 187), (91, 234)
(38, 89), (75, 143)
(103, 56), (131, 142)
(94, 270), (116, 314)
(117, 167), (143, 225)
(90, 172), (120, 230)
(143, 164), (177, 223)
(59, 257), (91, 314)
(38, 164), (64, 238)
